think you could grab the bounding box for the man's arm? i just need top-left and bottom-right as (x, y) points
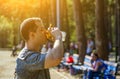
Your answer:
(44, 28), (64, 68)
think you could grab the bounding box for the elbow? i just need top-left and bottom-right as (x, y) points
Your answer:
(44, 58), (62, 69)
(54, 59), (62, 66)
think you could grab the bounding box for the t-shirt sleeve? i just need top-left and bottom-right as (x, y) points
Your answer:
(24, 53), (46, 71)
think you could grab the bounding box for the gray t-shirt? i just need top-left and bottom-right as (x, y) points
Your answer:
(15, 48), (50, 79)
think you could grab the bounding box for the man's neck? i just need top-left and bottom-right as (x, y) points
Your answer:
(25, 42), (40, 52)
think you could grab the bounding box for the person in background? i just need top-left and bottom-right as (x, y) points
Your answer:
(11, 40), (25, 57)
(74, 42), (79, 54)
(83, 52), (107, 79)
(41, 44), (47, 54)
(14, 17), (64, 79)
(46, 42), (53, 53)
(86, 38), (94, 56)
(69, 42), (75, 55)
(66, 54), (74, 63)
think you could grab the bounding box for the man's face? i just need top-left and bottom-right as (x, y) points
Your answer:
(33, 24), (48, 45)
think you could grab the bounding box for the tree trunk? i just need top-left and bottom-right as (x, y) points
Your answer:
(60, 0), (70, 51)
(95, 0), (109, 60)
(107, 1), (114, 48)
(49, 0), (56, 27)
(115, 0), (120, 62)
(73, 0), (87, 63)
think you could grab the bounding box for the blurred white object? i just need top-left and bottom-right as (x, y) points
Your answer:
(41, 45), (47, 54)
(61, 31), (66, 41)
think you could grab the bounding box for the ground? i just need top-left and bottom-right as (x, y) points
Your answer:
(0, 49), (120, 79)
(0, 50), (77, 79)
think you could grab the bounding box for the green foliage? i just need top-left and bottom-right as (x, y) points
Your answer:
(0, 0), (116, 48)
(0, 0), (45, 48)
(67, 0), (76, 42)
(0, 16), (13, 48)
(81, 0), (95, 38)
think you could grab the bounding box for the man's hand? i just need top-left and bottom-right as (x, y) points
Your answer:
(49, 28), (62, 40)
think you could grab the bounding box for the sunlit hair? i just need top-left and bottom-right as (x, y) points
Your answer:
(92, 52), (99, 59)
(20, 17), (43, 41)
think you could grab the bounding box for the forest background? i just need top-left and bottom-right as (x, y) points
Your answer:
(0, 0), (119, 62)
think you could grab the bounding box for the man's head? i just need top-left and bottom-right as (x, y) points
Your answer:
(20, 17), (47, 45)
(20, 17), (42, 41)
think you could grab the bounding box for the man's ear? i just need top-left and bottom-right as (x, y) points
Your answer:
(29, 32), (35, 39)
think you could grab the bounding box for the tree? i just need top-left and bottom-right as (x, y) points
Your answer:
(60, 0), (70, 51)
(49, 0), (56, 27)
(0, 16), (13, 48)
(115, 0), (120, 62)
(95, 0), (109, 60)
(82, 0), (95, 38)
(107, 0), (114, 47)
(73, 0), (87, 63)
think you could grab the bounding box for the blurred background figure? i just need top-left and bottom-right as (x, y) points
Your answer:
(86, 38), (94, 56)
(41, 44), (47, 54)
(11, 40), (25, 57)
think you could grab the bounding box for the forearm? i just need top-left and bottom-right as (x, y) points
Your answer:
(44, 39), (64, 68)
(52, 39), (64, 59)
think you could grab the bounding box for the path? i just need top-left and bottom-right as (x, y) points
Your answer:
(0, 50), (75, 79)
(0, 50), (120, 79)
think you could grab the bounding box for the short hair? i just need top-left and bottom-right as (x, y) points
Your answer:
(92, 52), (99, 59)
(20, 17), (43, 41)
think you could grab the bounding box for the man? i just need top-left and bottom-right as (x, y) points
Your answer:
(15, 17), (64, 79)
